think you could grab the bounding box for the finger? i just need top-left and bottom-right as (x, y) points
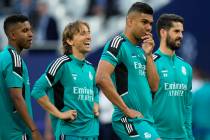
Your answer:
(143, 40), (154, 46)
(72, 112), (77, 117)
(95, 112), (99, 117)
(70, 115), (76, 120)
(141, 35), (150, 40)
(141, 34), (153, 40)
(142, 39), (153, 45)
(145, 32), (153, 36)
(143, 41), (154, 46)
(143, 37), (153, 43)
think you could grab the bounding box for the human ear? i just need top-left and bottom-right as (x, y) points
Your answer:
(66, 39), (73, 46)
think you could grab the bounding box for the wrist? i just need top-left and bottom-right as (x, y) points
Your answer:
(58, 112), (64, 119)
(145, 53), (153, 57)
(121, 106), (129, 114)
(31, 128), (38, 133)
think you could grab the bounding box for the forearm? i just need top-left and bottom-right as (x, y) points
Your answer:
(37, 96), (63, 119)
(96, 74), (129, 113)
(12, 95), (38, 131)
(146, 55), (159, 92)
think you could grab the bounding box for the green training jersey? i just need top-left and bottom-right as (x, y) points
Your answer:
(31, 54), (99, 137)
(101, 34), (153, 122)
(0, 46), (32, 139)
(192, 82), (210, 129)
(152, 49), (193, 139)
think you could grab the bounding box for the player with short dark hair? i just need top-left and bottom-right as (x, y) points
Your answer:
(96, 2), (160, 140)
(152, 13), (193, 140)
(0, 14), (43, 140)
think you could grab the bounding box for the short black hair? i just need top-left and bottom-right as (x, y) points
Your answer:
(156, 13), (184, 38)
(3, 14), (29, 36)
(127, 2), (153, 16)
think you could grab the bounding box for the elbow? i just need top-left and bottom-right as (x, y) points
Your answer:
(151, 78), (160, 93)
(11, 94), (24, 105)
(151, 85), (159, 93)
(11, 93), (22, 101)
(96, 72), (106, 88)
(96, 74), (103, 87)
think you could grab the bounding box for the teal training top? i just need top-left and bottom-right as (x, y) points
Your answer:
(100, 34), (153, 123)
(192, 82), (210, 129)
(152, 49), (193, 139)
(0, 46), (32, 139)
(31, 54), (99, 137)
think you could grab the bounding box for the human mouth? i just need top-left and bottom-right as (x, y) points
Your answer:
(84, 41), (91, 46)
(28, 39), (32, 45)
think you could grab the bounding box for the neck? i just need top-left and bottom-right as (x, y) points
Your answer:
(159, 40), (175, 56)
(72, 50), (85, 60)
(124, 28), (138, 45)
(8, 41), (22, 54)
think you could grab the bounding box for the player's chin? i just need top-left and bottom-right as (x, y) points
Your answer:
(25, 44), (32, 49)
(22, 44), (31, 49)
(176, 42), (181, 48)
(84, 46), (91, 52)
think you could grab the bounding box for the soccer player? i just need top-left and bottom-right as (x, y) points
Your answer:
(31, 20), (99, 140)
(0, 15), (43, 140)
(192, 74), (210, 140)
(152, 14), (194, 140)
(96, 2), (160, 140)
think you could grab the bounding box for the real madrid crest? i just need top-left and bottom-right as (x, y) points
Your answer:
(89, 71), (93, 80)
(181, 66), (187, 75)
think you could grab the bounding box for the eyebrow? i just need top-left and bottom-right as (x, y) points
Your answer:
(141, 18), (153, 23)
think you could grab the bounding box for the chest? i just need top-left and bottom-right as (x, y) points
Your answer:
(157, 59), (189, 85)
(122, 47), (146, 76)
(63, 64), (94, 88)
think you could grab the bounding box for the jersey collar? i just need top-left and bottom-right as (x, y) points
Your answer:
(120, 33), (138, 47)
(5, 45), (17, 52)
(69, 54), (85, 67)
(157, 49), (176, 59)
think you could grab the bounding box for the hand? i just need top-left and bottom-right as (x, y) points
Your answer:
(31, 130), (43, 140)
(141, 33), (155, 55)
(61, 110), (77, 122)
(93, 103), (99, 117)
(123, 108), (144, 119)
(44, 131), (53, 140)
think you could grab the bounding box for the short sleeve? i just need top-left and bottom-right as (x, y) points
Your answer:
(4, 49), (23, 88)
(101, 35), (125, 67)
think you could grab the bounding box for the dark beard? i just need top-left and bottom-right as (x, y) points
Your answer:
(137, 38), (143, 47)
(166, 35), (182, 51)
(134, 34), (142, 46)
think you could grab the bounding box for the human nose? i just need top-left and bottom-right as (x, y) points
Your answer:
(28, 30), (33, 38)
(146, 24), (152, 33)
(86, 33), (91, 40)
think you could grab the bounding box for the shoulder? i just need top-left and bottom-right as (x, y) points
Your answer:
(176, 56), (192, 71)
(106, 35), (126, 56)
(47, 55), (72, 76)
(85, 60), (96, 71)
(3, 48), (23, 76)
(152, 53), (161, 62)
(7, 48), (22, 67)
(176, 56), (191, 66)
(0, 48), (14, 62)
(85, 60), (92, 66)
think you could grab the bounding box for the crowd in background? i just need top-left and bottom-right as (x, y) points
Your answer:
(0, 0), (210, 140)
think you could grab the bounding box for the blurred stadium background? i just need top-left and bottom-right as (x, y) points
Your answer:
(0, 0), (210, 139)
